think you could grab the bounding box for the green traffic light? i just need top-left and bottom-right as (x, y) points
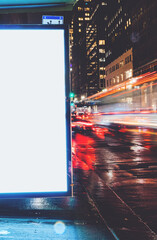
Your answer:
(69, 92), (75, 98)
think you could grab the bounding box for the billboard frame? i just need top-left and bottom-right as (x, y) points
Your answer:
(0, 24), (72, 198)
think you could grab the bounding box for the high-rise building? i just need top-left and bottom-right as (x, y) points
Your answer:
(71, 0), (108, 98)
(85, 1), (108, 96)
(71, 0), (157, 99)
(129, 0), (157, 76)
(71, 0), (93, 99)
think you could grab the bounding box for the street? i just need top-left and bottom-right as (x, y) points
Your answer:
(72, 125), (157, 239)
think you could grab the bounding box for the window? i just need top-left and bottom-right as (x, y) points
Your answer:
(116, 63), (119, 69)
(120, 74), (123, 81)
(78, 7), (83, 11)
(102, 2), (107, 5)
(112, 65), (115, 72)
(100, 67), (105, 70)
(100, 79), (104, 88)
(116, 76), (120, 83)
(125, 69), (132, 79)
(84, 7), (90, 11)
(99, 40), (105, 45)
(120, 60), (124, 67)
(99, 49), (105, 53)
(125, 55), (132, 64)
(129, 55), (131, 62)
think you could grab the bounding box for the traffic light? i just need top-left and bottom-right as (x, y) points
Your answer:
(69, 92), (75, 98)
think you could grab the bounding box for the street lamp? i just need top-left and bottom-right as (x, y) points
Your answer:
(81, 95), (85, 100)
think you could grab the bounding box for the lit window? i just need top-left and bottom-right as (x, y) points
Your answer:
(79, 29), (81, 32)
(102, 2), (107, 5)
(100, 67), (105, 70)
(99, 49), (105, 53)
(116, 76), (119, 83)
(85, 17), (90, 20)
(78, 18), (83, 21)
(120, 60), (124, 67)
(125, 69), (132, 79)
(78, 7), (83, 11)
(120, 74), (123, 81)
(99, 40), (105, 45)
(99, 58), (106, 62)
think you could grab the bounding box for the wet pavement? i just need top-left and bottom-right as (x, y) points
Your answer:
(0, 175), (116, 239)
(72, 126), (157, 239)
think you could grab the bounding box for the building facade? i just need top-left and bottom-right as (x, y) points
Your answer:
(105, 48), (133, 88)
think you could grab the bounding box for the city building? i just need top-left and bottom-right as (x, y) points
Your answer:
(105, 48), (133, 88)
(71, 0), (92, 99)
(85, 0), (108, 96)
(71, 0), (108, 98)
(130, 0), (157, 76)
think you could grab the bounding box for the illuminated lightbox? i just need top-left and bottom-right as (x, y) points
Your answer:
(0, 25), (71, 198)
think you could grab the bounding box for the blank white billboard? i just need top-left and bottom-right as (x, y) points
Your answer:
(0, 26), (71, 197)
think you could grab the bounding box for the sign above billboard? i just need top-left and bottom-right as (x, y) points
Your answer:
(0, 25), (71, 198)
(42, 16), (64, 25)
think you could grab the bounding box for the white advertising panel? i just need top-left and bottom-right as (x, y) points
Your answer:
(0, 26), (71, 198)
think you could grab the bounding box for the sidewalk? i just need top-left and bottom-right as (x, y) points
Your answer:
(0, 177), (116, 240)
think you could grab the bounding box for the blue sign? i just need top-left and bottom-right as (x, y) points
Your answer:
(42, 16), (64, 25)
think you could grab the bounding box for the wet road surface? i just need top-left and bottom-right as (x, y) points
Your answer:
(72, 126), (157, 239)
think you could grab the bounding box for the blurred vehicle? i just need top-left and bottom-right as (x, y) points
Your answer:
(71, 111), (77, 121)
(71, 118), (93, 133)
(92, 124), (109, 140)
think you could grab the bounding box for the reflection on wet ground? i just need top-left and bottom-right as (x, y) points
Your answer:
(72, 127), (157, 239)
(72, 133), (96, 170)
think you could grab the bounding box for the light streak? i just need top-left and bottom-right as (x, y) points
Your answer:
(87, 71), (157, 100)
